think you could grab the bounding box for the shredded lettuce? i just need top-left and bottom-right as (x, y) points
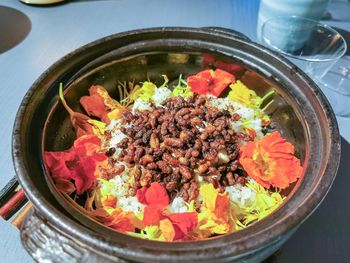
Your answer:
(237, 181), (284, 226)
(159, 74), (169, 88)
(172, 74), (193, 98)
(130, 81), (156, 102)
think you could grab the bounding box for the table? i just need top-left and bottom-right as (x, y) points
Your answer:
(0, 0), (349, 262)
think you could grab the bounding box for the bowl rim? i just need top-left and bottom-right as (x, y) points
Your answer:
(12, 27), (341, 261)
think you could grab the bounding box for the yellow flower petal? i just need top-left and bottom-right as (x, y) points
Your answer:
(199, 183), (219, 211)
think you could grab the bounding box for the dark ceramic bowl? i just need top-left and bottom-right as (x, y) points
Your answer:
(13, 27), (340, 263)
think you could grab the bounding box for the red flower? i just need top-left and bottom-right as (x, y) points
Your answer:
(109, 217), (135, 233)
(136, 182), (170, 206)
(142, 205), (166, 227)
(136, 182), (170, 227)
(70, 112), (95, 138)
(167, 212), (198, 236)
(136, 183), (198, 239)
(80, 85), (118, 124)
(44, 135), (106, 194)
(203, 55), (245, 75)
(187, 69), (235, 97)
(159, 212), (198, 241)
(59, 83), (94, 138)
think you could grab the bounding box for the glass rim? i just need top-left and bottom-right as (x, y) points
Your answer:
(261, 15), (348, 62)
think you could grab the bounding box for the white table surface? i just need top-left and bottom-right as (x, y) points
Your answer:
(0, 0), (349, 262)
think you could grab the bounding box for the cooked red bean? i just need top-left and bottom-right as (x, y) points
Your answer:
(105, 94), (252, 201)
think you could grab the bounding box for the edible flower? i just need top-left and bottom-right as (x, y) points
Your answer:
(92, 207), (137, 233)
(80, 85), (119, 124)
(228, 81), (261, 108)
(136, 182), (170, 227)
(136, 182), (170, 207)
(239, 131), (303, 189)
(136, 182), (197, 241)
(160, 212), (198, 241)
(202, 55), (245, 75)
(187, 69), (235, 97)
(196, 183), (233, 237)
(87, 119), (106, 137)
(59, 83), (95, 138)
(44, 135), (107, 194)
(228, 81), (275, 109)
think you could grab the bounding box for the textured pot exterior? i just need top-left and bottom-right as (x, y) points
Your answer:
(13, 27), (340, 263)
(21, 208), (297, 263)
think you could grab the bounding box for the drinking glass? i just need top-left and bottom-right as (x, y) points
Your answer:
(257, 0), (331, 42)
(261, 16), (348, 116)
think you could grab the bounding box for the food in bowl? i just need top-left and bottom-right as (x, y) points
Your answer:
(44, 68), (303, 242)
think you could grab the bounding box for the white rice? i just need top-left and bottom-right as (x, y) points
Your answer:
(230, 120), (243, 132)
(99, 164), (133, 199)
(225, 184), (256, 207)
(206, 95), (257, 120)
(234, 107), (255, 120)
(205, 96), (239, 113)
(117, 196), (145, 214)
(109, 173), (131, 197)
(152, 87), (172, 106)
(105, 119), (127, 155)
(132, 99), (152, 112)
(247, 119), (264, 139)
(230, 118), (263, 139)
(167, 197), (188, 213)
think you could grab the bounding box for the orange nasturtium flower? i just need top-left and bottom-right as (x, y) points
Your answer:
(45, 135), (107, 194)
(160, 212), (198, 241)
(59, 83), (95, 138)
(92, 207), (137, 233)
(136, 182), (198, 241)
(239, 131), (303, 189)
(80, 85), (119, 124)
(187, 69), (236, 97)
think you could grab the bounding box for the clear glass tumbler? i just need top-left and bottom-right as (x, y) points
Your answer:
(261, 16), (348, 116)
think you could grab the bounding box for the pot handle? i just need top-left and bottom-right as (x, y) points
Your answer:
(21, 209), (87, 262)
(20, 208), (126, 263)
(200, 26), (251, 42)
(0, 176), (28, 223)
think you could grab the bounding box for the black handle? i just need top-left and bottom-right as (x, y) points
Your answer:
(201, 26), (251, 42)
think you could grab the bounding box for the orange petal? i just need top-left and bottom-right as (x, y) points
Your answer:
(145, 182), (169, 206)
(101, 196), (117, 208)
(159, 218), (176, 241)
(214, 194), (230, 221)
(239, 131), (303, 189)
(166, 212), (198, 236)
(187, 69), (235, 97)
(80, 86), (117, 124)
(142, 205), (165, 227)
